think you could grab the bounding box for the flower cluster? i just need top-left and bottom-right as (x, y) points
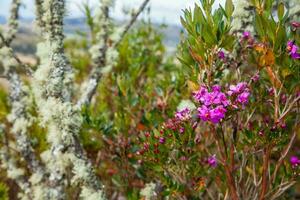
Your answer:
(193, 83), (250, 124)
(193, 85), (229, 124)
(228, 82), (250, 107)
(290, 156), (300, 168)
(287, 41), (300, 59)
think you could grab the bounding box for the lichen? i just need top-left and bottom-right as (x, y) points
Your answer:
(140, 182), (157, 200)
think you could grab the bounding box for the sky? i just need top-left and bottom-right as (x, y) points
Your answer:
(0, 0), (226, 25)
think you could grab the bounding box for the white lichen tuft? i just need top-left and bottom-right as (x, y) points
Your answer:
(80, 186), (106, 200)
(231, 0), (254, 34)
(0, 147), (31, 199)
(140, 182), (157, 200)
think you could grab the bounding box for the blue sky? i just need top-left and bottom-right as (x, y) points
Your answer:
(0, 0), (225, 25)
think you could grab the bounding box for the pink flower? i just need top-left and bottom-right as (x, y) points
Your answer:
(243, 31), (250, 39)
(218, 51), (225, 60)
(175, 108), (191, 121)
(193, 86), (208, 102)
(290, 156), (300, 168)
(210, 106), (226, 124)
(237, 92), (250, 105)
(287, 40), (300, 59)
(291, 22), (300, 28)
(198, 105), (211, 122)
(207, 155), (217, 167)
(212, 85), (221, 92)
(228, 82), (247, 95)
(251, 73), (260, 82)
(159, 137), (166, 144)
(179, 127), (185, 134)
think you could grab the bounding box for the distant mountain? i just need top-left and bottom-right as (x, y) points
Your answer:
(64, 17), (86, 26)
(3, 16), (182, 54)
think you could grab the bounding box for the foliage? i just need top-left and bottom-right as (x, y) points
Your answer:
(0, 0), (300, 199)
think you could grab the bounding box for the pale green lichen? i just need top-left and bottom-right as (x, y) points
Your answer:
(33, 0), (106, 199)
(231, 0), (254, 34)
(140, 182), (157, 200)
(80, 186), (106, 200)
(5, 0), (21, 44)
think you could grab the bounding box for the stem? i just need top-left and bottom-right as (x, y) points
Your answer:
(271, 123), (299, 183)
(259, 146), (271, 200)
(212, 125), (239, 200)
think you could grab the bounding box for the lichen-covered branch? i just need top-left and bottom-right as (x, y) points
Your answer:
(0, 1), (52, 198)
(4, 0), (21, 44)
(35, 0), (46, 30)
(0, 33), (33, 76)
(0, 124), (31, 200)
(232, 0), (254, 33)
(77, 0), (150, 108)
(0, 146), (31, 200)
(77, 0), (111, 108)
(33, 0), (106, 199)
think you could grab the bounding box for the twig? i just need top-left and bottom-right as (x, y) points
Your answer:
(271, 124), (299, 183)
(5, 0), (21, 44)
(259, 146), (271, 200)
(77, 0), (150, 107)
(0, 32), (33, 76)
(211, 125), (239, 200)
(113, 0), (150, 48)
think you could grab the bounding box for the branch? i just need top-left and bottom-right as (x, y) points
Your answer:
(271, 124), (299, 183)
(77, 1), (110, 108)
(34, 0), (45, 30)
(77, 0), (150, 108)
(259, 146), (271, 200)
(0, 32), (33, 76)
(5, 0), (21, 44)
(33, 0), (106, 198)
(113, 0), (150, 48)
(0, 125), (32, 199)
(0, 1), (51, 198)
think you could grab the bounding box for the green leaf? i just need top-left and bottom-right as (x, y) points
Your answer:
(225, 0), (234, 17)
(277, 2), (285, 21)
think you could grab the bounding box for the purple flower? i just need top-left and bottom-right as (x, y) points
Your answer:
(202, 93), (214, 106)
(243, 31), (250, 39)
(193, 86), (208, 102)
(180, 156), (187, 161)
(207, 155), (217, 168)
(213, 92), (230, 106)
(198, 105), (211, 122)
(175, 108), (191, 121)
(210, 106), (226, 124)
(212, 85), (221, 92)
(287, 40), (300, 59)
(251, 73), (260, 82)
(228, 82), (247, 95)
(237, 92), (250, 105)
(291, 22), (300, 28)
(179, 127), (185, 134)
(218, 51), (225, 60)
(290, 156), (300, 168)
(268, 88), (274, 96)
(159, 137), (166, 144)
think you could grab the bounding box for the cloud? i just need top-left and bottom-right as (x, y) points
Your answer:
(0, 0), (226, 25)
